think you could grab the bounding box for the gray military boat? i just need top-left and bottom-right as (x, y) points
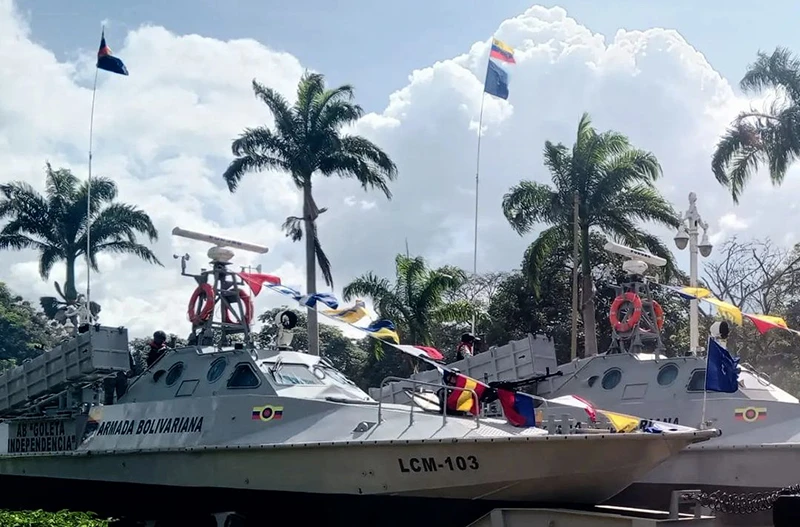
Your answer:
(0, 228), (718, 526)
(375, 240), (800, 517)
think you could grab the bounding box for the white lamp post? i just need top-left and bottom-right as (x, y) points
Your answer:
(674, 192), (713, 354)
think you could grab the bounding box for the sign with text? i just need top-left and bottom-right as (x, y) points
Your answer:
(8, 419), (78, 453)
(95, 416), (204, 437)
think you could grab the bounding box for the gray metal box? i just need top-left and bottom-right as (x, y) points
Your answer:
(0, 326), (129, 414)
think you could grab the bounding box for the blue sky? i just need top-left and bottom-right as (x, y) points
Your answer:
(24, 0), (800, 113)
(3, 0), (800, 336)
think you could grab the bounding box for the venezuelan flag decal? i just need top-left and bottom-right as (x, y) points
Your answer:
(734, 406), (766, 422)
(252, 405), (284, 422)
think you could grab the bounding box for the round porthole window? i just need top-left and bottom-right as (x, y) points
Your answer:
(207, 357), (227, 383)
(165, 362), (185, 386)
(601, 368), (622, 390)
(152, 370), (166, 383)
(587, 375), (599, 387)
(657, 363), (679, 386)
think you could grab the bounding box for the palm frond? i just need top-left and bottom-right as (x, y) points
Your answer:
(521, 226), (565, 297)
(311, 222), (334, 287)
(740, 47), (800, 103)
(502, 181), (562, 235)
(318, 135), (397, 199)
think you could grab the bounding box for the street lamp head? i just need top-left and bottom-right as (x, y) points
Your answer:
(698, 232), (713, 257)
(674, 226), (689, 250)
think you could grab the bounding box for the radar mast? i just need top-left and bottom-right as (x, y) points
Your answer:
(172, 227), (269, 351)
(603, 241), (667, 357)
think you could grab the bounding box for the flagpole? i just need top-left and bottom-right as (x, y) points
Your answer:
(701, 337), (709, 430)
(471, 83), (487, 336)
(86, 53), (100, 315)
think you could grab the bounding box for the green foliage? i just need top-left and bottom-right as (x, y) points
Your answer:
(256, 307), (368, 385)
(486, 234), (690, 364)
(343, 254), (476, 347)
(0, 282), (57, 370)
(222, 73), (398, 289)
(502, 112), (681, 356)
(712, 48), (800, 203)
(0, 163), (160, 316)
(0, 509), (110, 526)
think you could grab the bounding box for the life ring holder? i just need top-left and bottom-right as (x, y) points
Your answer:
(188, 284), (215, 325)
(222, 289), (254, 325)
(609, 292), (642, 333)
(652, 300), (665, 331)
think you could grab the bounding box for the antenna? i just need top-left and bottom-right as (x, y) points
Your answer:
(604, 241), (666, 266)
(172, 227), (269, 254)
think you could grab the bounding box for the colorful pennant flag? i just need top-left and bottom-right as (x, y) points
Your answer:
(496, 388), (537, 427)
(548, 394), (597, 422)
(323, 300), (368, 324)
(299, 293), (339, 309)
(706, 337), (740, 393)
(394, 345), (444, 361)
(598, 410), (641, 433)
(743, 313), (789, 334)
(442, 370), (488, 415)
(96, 31), (128, 76)
(239, 272), (281, 296)
(484, 37), (515, 100)
(362, 319), (400, 344)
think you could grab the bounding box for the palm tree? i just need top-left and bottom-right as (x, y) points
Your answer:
(343, 254), (476, 348)
(712, 47), (800, 203)
(502, 112), (680, 357)
(222, 72), (397, 355)
(0, 163), (161, 320)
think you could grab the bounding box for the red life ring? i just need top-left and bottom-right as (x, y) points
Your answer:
(609, 292), (642, 333)
(188, 284), (215, 325)
(222, 289), (254, 325)
(652, 301), (665, 331)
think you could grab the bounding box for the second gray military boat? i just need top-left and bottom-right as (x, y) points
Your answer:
(0, 228), (717, 526)
(375, 240), (800, 516)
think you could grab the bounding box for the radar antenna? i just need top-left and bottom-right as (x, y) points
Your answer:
(171, 227), (271, 350)
(603, 241), (666, 357)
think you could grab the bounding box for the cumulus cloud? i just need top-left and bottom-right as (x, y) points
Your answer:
(0, 1), (794, 340)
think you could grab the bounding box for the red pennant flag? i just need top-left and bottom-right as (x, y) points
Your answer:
(743, 313), (788, 334)
(239, 272), (281, 296)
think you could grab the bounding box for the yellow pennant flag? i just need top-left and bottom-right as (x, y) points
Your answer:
(599, 410), (641, 433)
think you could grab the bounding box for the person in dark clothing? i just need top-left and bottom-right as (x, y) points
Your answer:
(146, 330), (168, 368)
(456, 333), (480, 361)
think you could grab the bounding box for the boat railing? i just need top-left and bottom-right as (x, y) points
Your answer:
(377, 376), (481, 428)
(740, 361), (772, 387)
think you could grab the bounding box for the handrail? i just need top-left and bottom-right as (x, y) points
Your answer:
(741, 361), (772, 387)
(377, 376), (480, 429)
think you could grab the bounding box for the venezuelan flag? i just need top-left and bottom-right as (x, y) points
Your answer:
(496, 388), (537, 427)
(490, 38), (515, 64)
(443, 371), (487, 415)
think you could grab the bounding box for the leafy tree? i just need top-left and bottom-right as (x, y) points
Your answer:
(222, 73), (398, 356)
(343, 254), (476, 348)
(255, 307), (368, 385)
(0, 163), (161, 319)
(502, 112), (680, 357)
(712, 48), (800, 203)
(0, 282), (57, 371)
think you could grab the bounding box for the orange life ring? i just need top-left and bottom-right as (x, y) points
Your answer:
(609, 292), (642, 333)
(652, 300), (665, 331)
(188, 284), (215, 325)
(222, 289), (254, 325)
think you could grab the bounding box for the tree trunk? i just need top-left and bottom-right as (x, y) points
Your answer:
(64, 256), (78, 304)
(303, 184), (320, 356)
(580, 226), (598, 357)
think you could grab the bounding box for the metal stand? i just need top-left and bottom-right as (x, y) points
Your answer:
(607, 273), (666, 356)
(180, 247), (254, 350)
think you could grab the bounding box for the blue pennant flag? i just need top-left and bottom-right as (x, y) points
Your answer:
(299, 293), (339, 310)
(484, 60), (510, 100)
(705, 337), (740, 393)
(97, 31), (129, 76)
(265, 284), (302, 300)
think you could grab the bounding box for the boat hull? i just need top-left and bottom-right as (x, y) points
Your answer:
(608, 443), (800, 510)
(0, 432), (710, 504)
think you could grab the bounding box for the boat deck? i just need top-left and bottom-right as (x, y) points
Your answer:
(468, 505), (717, 527)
